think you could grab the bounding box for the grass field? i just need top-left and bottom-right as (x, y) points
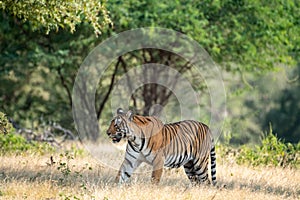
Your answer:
(0, 142), (299, 200)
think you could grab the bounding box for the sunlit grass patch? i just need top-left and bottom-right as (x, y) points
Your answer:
(0, 145), (299, 200)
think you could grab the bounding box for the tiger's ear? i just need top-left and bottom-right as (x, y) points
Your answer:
(117, 108), (124, 115)
(114, 116), (122, 125)
(126, 110), (134, 121)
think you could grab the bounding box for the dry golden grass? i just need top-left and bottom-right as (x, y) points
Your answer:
(0, 142), (299, 200)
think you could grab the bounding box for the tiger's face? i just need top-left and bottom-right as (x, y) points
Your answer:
(106, 108), (134, 143)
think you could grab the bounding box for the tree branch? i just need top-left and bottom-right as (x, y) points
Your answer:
(96, 58), (120, 119)
(119, 55), (137, 108)
(57, 67), (72, 108)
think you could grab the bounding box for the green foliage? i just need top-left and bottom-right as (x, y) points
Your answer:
(220, 115), (261, 145)
(0, 133), (54, 155)
(0, 114), (54, 154)
(262, 65), (300, 143)
(236, 127), (300, 168)
(0, 133), (28, 152)
(0, 0), (111, 35)
(0, 13), (97, 129)
(0, 111), (14, 134)
(58, 193), (82, 200)
(100, 0), (300, 131)
(1, 0), (300, 142)
(222, 64), (300, 145)
(108, 0), (300, 73)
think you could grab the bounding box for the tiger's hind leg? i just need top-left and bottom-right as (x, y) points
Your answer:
(195, 155), (210, 184)
(184, 157), (210, 185)
(183, 160), (198, 185)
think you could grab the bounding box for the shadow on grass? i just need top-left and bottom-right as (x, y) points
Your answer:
(159, 170), (299, 199)
(0, 163), (115, 187)
(214, 179), (299, 199)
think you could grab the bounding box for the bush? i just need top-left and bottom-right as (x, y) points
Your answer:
(0, 111), (14, 135)
(236, 127), (300, 168)
(0, 133), (54, 155)
(0, 112), (54, 154)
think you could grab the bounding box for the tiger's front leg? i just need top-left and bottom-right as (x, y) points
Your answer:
(115, 148), (142, 184)
(151, 152), (165, 184)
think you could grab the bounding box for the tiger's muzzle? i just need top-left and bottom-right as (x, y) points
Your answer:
(107, 130), (126, 143)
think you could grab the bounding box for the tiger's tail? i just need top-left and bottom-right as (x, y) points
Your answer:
(210, 139), (217, 186)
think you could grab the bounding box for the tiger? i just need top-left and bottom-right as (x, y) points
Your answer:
(106, 108), (217, 185)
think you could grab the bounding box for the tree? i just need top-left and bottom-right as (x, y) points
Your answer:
(96, 0), (300, 116)
(107, 0), (299, 72)
(0, 12), (98, 129)
(0, 0), (111, 35)
(263, 65), (300, 143)
(1, 0), (300, 141)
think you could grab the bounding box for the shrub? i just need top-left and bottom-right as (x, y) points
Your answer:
(0, 133), (54, 155)
(0, 111), (14, 135)
(0, 112), (54, 154)
(236, 127), (300, 168)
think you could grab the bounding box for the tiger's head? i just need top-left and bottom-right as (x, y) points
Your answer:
(106, 108), (134, 143)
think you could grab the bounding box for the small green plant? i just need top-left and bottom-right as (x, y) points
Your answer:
(57, 152), (93, 186)
(55, 152), (94, 199)
(237, 126), (300, 168)
(0, 112), (14, 135)
(70, 144), (86, 157)
(59, 193), (81, 200)
(57, 152), (74, 185)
